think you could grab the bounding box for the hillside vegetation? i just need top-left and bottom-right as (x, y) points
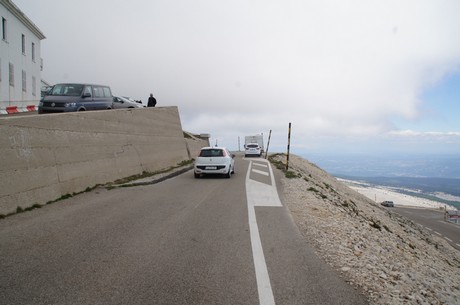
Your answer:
(270, 154), (460, 304)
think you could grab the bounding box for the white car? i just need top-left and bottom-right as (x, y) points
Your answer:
(112, 96), (144, 109)
(245, 143), (262, 157)
(194, 147), (235, 178)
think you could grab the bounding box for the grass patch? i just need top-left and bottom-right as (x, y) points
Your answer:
(370, 220), (382, 231)
(268, 154), (302, 179)
(178, 159), (194, 166)
(111, 159), (194, 186)
(285, 171), (299, 179)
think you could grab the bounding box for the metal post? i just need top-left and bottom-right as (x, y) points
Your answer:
(265, 130), (272, 159)
(286, 123), (291, 171)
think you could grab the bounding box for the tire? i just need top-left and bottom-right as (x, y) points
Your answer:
(194, 172), (200, 179)
(225, 168), (231, 179)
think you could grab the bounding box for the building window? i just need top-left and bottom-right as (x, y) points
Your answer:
(32, 76), (36, 96)
(2, 18), (6, 41)
(22, 70), (26, 92)
(32, 42), (35, 61)
(9, 63), (14, 86)
(22, 34), (25, 54)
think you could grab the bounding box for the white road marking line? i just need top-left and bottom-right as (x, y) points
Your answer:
(444, 237), (453, 242)
(252, 168), (269, 176)
(246, 159), (281, 305)
(253, 162), (268, 168)
(456, 244), (460, 248)
(434, 231), (442, 236)
(425, 227), (432, 231)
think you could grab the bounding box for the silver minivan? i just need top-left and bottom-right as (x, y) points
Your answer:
(38, 83), (113, 113)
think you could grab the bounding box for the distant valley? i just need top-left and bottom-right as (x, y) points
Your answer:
(306, 153), (460, 209)
(306, 153), (460, 178)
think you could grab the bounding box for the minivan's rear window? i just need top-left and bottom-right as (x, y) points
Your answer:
(247, 144), (259, 148)
(200, 149), (224, 157)
(50, 84), (83, 96)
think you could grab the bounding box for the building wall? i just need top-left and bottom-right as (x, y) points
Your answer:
(0, 0), (44, 108)
(0, 107), (209, 215)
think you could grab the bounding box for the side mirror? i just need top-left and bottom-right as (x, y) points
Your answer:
(83, 92), (91, 98)
(232, 154), (236, 159)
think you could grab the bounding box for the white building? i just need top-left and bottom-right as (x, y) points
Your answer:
(0, 0), (45, 110)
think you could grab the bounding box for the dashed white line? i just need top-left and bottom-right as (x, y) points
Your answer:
(425, 227), (432, 231)
(444, 237), (453, 242)
(253, 162), (268, 168)
(434, 231), (442, 236)
(456, 244), (460, 248)
(252, 168), (269, 176)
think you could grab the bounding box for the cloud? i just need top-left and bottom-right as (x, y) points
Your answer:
(15, 0), (460, 154)
(388, 130), (460, 138)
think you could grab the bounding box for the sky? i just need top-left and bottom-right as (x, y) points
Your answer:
(13, 0), (460, 157)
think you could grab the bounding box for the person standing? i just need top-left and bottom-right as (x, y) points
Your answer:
(147, 93), (157, 107)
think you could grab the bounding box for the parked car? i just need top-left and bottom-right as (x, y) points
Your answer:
(245, 143), (262, 157)
(112, 96), (144, 109)
(381, 200), (395, 207)
(38, 83), (113, 113)
(122, 96), (144, 106)
(194, 147), (235, 178)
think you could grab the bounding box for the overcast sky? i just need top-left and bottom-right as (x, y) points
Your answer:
(14, 0), (460, 156)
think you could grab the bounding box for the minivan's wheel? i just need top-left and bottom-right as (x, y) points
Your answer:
(225, 169), (231, 178)
(194, 172), (200, 178)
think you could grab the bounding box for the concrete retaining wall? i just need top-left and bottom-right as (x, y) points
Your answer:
(0, 107), (207, 215)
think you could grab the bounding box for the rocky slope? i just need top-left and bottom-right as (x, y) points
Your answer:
(271, 154), (460, 304)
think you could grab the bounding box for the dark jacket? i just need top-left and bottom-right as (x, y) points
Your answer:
(147, 96), (157, 107)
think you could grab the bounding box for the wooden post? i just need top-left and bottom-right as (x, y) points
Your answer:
(265, 130), (272, 159)
(286, 123), (291, 171)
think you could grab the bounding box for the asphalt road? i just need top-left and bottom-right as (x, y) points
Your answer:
(0, 156), (367, 305)
(392, 206), (460, 250)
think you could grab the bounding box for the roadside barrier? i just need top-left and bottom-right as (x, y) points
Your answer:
(6, 106), (19, 114)
(0, 105), (37, 114)
(26, 105), (36, 112)
(445, 210), (460, 224)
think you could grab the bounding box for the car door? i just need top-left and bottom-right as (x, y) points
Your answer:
(90, 86), (112, 110)
(112, 97), (126, 109)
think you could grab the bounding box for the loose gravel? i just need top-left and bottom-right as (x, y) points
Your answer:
(273, 154), (460, 305)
